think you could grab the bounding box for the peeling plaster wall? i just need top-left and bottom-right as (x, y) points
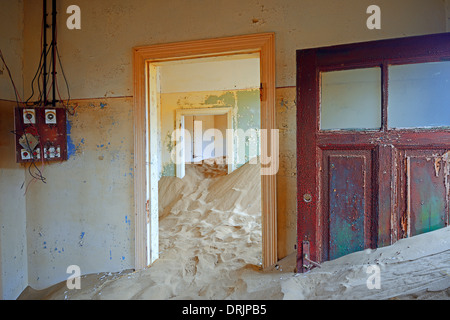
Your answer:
(25, 98), (135, 290)
(275, 88), (297, 258)
(0, 100), (28, 300)
(27, 98), (134, 289)
(22, 0), (447, 99)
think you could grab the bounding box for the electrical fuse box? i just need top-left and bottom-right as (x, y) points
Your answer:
(14, 107), (68, 163)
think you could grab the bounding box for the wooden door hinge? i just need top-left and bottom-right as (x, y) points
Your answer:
(260, 83), (266, 102)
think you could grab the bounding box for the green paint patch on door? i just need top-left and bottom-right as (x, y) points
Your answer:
(329, 156), (366, 260)
(409, 157), (446, 236)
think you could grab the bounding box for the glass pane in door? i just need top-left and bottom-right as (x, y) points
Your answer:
(320, 67), (382, 130)
(388, 61), (450, 129)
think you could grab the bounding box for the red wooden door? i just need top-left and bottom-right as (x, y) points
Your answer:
(296, 33), (450, 272)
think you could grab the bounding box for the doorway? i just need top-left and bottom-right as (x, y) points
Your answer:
(296, 33), (450, 272)
(133, 33), (277, 270)
(184, 114), (226, 163)
(175, 107), (234, 179)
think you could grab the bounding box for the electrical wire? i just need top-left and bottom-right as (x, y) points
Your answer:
(25, 12), (50, 106)
(0, 49), (25, 107)
(54, 17), (76, 115)
(2, 1), (75, 190)
(25, 45), (52, 105)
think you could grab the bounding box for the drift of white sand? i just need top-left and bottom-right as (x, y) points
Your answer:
(282, 226), (450, 300)
(18, 160), (450, 300)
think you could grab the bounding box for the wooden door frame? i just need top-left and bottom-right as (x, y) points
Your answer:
(175, 107), (234, 178)
(296, 33), (450, 272)
(133, 33), (277, 270)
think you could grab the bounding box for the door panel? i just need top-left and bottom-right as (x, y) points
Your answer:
(322, 150), (373, 260)
(398, 149), (449, 238)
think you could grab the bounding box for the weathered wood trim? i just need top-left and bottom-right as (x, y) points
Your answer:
(296, 32), (450, 272)
(133, 33), (277, 270)
(133, 49), (148, 270)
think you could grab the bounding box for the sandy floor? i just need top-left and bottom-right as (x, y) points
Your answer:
(18, 160), (450, 300)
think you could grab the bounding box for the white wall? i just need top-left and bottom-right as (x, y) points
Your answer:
(0, 0), (24, 101)
(0, 0), (28, 300)
(214, 114), (228, 159)
(0, 101), (28, 300)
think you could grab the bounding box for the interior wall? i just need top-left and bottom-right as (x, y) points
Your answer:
(184, 115), (194, 163)
(197, 115), (216, 161)
(1, 0), (443, 293)
(214, 114), (228, 159)
(0, 100), (28, 300)
(0, 0), (27, 300)
(0, 0), (24, 101)
(25, 98), (135, 290)
(275, 88), (297, 258)
(22, 0), (447, 99)
(184, 115), (219, 162)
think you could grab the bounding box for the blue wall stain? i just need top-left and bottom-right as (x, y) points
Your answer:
(66, 120), (76, 158)
(80, 232), (85, 239)
(109, 250), (112, 260)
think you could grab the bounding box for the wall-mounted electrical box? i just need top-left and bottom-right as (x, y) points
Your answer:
(14, 107), (68, 163)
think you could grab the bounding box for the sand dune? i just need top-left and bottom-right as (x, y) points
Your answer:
(18, 160), (450, 300)
(282, 226), (450, 300)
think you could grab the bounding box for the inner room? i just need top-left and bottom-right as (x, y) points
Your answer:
(155, 54), (264, 291)
(183, 113), (228, 169)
